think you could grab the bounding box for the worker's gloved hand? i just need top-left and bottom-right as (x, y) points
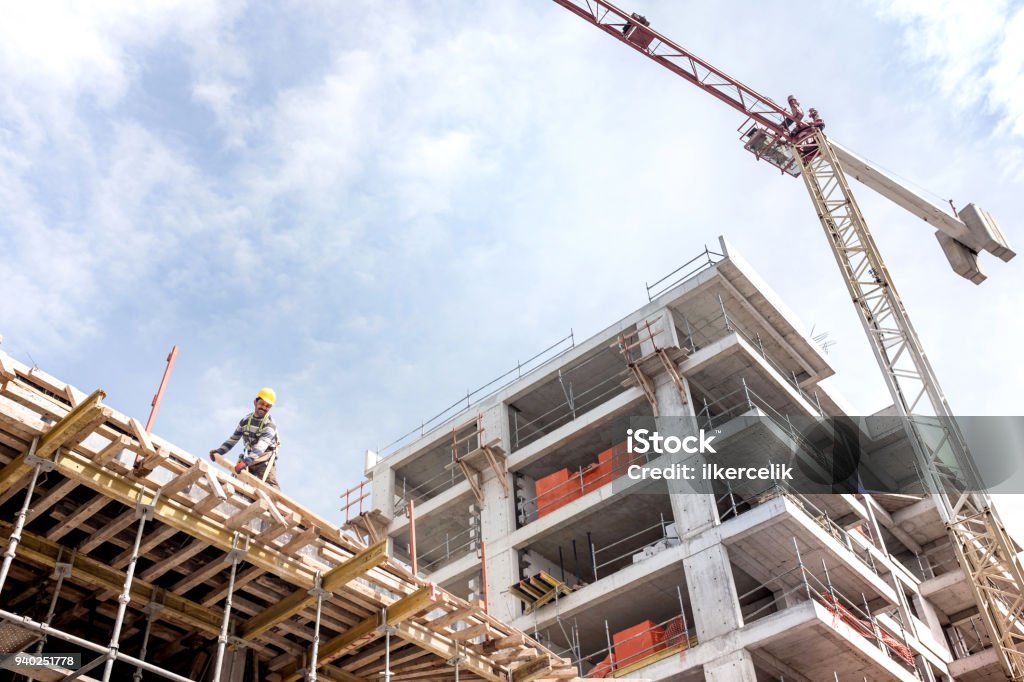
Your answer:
(234, 460), (247, 474)
(209, 450), (219, 461)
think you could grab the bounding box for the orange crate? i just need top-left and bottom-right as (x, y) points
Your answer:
(535, 469), (582, 517)
(613, 620), (666, 668)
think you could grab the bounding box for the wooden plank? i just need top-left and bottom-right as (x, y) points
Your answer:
(258, 488), (288, 528)
(78, 508), (138, 553)
(280, 526), (320, 554)
(450, 622), (491, 641)
(129, 416), (156, 455)
(139, 538), (208, 582)
(240, 538), (391, 640)
(509, 655), (554, 682)
(226, 498), (267, 530)
(160, 462), (204, 498)
(0, 352), (16, 380)
(48, 495), (111, 541)
(429, 606), (475, 630)
(133, 446), (169, 477)
(26, 478), (78, 522)
(112, 524), (179, 569)
(171, 554), (231, 594)
(95, 435), (131, 465)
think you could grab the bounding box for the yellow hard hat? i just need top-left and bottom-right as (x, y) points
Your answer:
(256, 387), (277, 405)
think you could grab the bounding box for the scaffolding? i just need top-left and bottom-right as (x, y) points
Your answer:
(0, 349), (584, 682)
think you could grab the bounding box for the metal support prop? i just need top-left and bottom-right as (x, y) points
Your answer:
(132, 599), (165, 682)
(35, 550), (74, 653)
(213, 532), (247, 682)
(408, 499), (417, 575)
(480, 541), (488, 615)
(307, 571), (328, 682)
(447, 639), (463, 682)
(102, 490), (157, 682)
(0, 438), (43, 597)
(379, 608), (396, 682)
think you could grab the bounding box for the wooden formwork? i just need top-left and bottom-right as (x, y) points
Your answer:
(0, 350), (584, 682)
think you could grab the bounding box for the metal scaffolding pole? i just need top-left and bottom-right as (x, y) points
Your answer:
(306, 571), (327, 682)
(102, 490), (157, 682)
(213, 532), (247, 682)
(447, 639), (463, 682)
(0, 438), (43, 596)
(132, 599), (165, 682)
(378, 608), (396, 682)
(35, 548), (74, 653)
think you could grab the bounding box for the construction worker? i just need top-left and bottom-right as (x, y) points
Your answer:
(210, 387), (280, 488)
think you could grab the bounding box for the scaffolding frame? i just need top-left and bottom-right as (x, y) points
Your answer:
(0, 349), (582, 682)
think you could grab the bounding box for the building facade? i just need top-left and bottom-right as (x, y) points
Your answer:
(349, 237), (1002, 682)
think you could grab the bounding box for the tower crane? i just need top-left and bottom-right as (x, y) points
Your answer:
(551, 1), (1024, 678)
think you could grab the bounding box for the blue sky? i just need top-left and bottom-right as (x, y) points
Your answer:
(1, 1), (1022, 533)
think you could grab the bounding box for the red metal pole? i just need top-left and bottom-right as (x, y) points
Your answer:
(480, 540), (489, 615)
(145, 346), (178, 433)
(408, 499), (417, 575)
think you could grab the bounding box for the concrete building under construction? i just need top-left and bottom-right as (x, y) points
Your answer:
(348, 238), (1012, 682)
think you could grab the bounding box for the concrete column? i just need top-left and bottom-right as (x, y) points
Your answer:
(369, 466), (396, 519)
(914, 592), (948, 653)
(478, 468), (519, 622)
(636, 309), (721, 538)
(683, 544), (744, 642)
(479, 402), (510, 453)
(703, 649), (759, 682)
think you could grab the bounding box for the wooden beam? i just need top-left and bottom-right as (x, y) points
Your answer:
(429, 606), (475, 630)
(78, 508), (139, 553)
(450, 622), (491, 641)
(0, 389), (107, 495)
(95, 435), (131, 465)
(25, 477), (78, 522)
(129, 416), (156, 455)
(37, 389), (107, 459)
(160, 462), (205, 498)
(510, 655), (556, 682)
(0, 521), (221, 635)
(48, 495), (111, 541)
(393, 620), (505, 682)
(280, 525), (320, 554)
(0, 352), (16, 380)
(241, 538), (391, 641)
(278, 586), (438, 682)
(139, 538), (208, 581)
(226, 498), (268, 530)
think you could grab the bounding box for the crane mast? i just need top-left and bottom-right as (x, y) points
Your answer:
(551, 0), (1024, 678)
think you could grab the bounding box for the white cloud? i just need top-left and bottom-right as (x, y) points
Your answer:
(871, 0), (1024, 146)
